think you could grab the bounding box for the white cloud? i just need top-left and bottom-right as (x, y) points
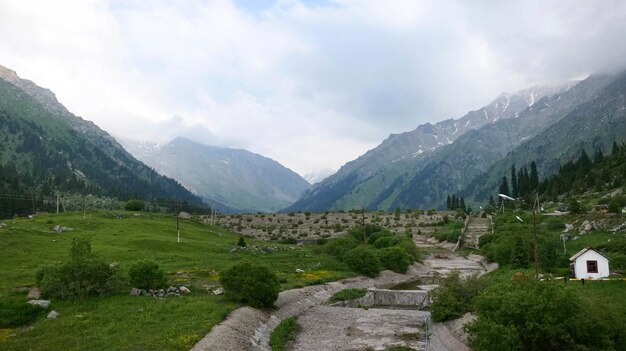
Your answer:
(1, 0), (626, 177)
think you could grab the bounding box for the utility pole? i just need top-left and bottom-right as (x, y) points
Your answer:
(56, 191), (59, 215)
(176, 201), (180, 243)
(532, 194), (540, 279)
(362, 206), (366, 242)
(82, 192), (86, 219)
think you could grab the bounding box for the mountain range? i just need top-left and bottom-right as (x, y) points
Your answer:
(119, 137), (311, 213)
(287, 71), (626, 212)
(0, 64), (203, 212)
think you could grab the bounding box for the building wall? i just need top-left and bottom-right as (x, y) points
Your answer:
(573, 250), (609, 279)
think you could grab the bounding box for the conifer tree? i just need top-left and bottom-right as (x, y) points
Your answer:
(511, 165), (518, 198)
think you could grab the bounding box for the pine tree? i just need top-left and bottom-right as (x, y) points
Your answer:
(530, 161), (539, 192)
(594, 148), (604, 164)
(460, 197), (466, 213)
(511, 165), (518, 198)
(446, 195), (451, 210)
(613, 141), (620, 155)
(498, 176), (510, 204)
(451, 194), (457, 209)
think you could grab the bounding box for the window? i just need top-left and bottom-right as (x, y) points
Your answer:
(586, 260), (598, 273)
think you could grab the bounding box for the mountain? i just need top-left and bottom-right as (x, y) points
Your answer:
(119, 137), (311, 213)
(463, 71), (626, 203)
(287, 84), (572, 212)
(303, 168), (336, 185)
(0, 64), (204, 215)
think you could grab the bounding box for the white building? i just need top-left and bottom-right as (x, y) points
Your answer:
(569, 247), (610, 279)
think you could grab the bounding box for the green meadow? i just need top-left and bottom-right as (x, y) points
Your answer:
(0, 212), (353, 350)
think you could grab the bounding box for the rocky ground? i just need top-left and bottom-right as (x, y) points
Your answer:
(201, 211), (455, 241)
(192, 222), (496, 351)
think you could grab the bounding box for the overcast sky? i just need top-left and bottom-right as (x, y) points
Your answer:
(1, 0), (626, 177)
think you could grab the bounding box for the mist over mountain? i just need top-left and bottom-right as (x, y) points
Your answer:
(119, 137), (311, 213)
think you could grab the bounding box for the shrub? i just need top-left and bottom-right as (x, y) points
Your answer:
(237, 235), (247, 247)
(279, 237), (297, 245)
(0, 301), (46, 328)
(124, 199), (145, 211)
(36, 238), (121, 299)
(129, 260), (167, 289)
(329, 288), (367, 303)
(220, 262), (280, 308)
(398, 237), (420, 263)
(324, 236), (360, 259)
(376, 246), (411, 273)
(367, 231), (393, 245)
(270, 316), (301, 351)
(373, 236), (400, 249)
(428, 271), (487, 322)
(344, 247), (380, 277)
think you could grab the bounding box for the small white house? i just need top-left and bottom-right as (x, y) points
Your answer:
(569, 247), (610, 279)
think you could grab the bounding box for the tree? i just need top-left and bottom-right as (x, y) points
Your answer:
(511, 165), (518, 198)
(129, 260), (167, 289)
(125, 199), (145, 211)
(237, 235), (247, 247)
(447, 194), (451, 210)
(344, 247), (380, 277)
(529, 161), (539, 192)
(376, 246), (411, 273)
(498, 177), (510, 201)
(220, 262), (280, 308)
(511, 236), (528, 269)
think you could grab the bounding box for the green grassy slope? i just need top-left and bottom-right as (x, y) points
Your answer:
(0, 212), (352, 350)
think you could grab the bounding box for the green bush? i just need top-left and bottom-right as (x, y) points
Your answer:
(324, 236), (360, 259)
(376, 246), (411, 273)
(397, 237), (420, 263)
(237, 235), (247, 247)
(467, 279), (625, 351)
(329, 288), (368, 303)
(373, 236), (400, 249)
(428, 271), (487, 322)
(36, 238), (122, 299)
(129, 260), (167, 289)
(124, 199), (145, 211)
(367, 231), (393, 245)
(279, 237), (297, 245)
(220, 262), (280, 308)
(270, 316), (301, 351)
(344, 247), (380, 277)
(0, 301), (46, 328)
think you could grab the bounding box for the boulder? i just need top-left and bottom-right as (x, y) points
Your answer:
(579, 220), (590, 231)
(562, 224), (574, 233)
(47, 310), (60, 319)
(179, 286), (190, 294)
(130, 288), (142, 296)
(0, 223), (7, 229)
(212, 287), (224, 295)
(584, 223), (593, 232)
(295, 268), (305, 273)
(179, 212), (192, 219)
(28, 287), (41, 300)
(28, 300), (51, 308)
(165, 292), (177, 298)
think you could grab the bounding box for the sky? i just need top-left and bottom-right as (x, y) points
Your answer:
(1, 0), (626, 178)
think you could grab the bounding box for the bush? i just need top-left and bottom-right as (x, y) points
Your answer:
(376, 246), (411, 273)
(428, 271), (487, 322)
(0, 301), (46, 328)
(367, 231), (393, 245)
(397, 237), (420, 263)
(344, 247), (380, 277)
(237, 235), (247, 247)
(270, 316), (301, 351)
(124, 199), (145, 211)
(129, 260), (167, 289)
(324, 236), (360, 259)
(220, 262), (280, 308)
(466, 279), (625, 351)
(36, 238), (122, 299)
(279, 237), (297, 245)
(329, 288), (368, 303)
(373, 236), (400, 249)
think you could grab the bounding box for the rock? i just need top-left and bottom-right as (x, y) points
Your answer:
(179, 212), (192, 219)
(563, 224), (574, 233)
(53, 225), (73, 233)
(130, 288), (142, 296)
(295, 268), (305, 273)
(610, 188), (623, 197)
(212, 287), (224, 295)
(166, 286), (177, 293)
(584, 223), (593, 232)
(179, 286), (190, 294)
(47, 310), (59, 319)
(28, 287), (41, 300)
(579, 230), (587, 236)
(109, 261), (119, 268)
(28, 300), (51, 308)
(0, 223), (7, 229)
(165, 292), (177, 297)
(580, 220), (590, 230)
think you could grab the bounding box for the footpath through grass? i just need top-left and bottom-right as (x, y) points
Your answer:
(0, 211), (353, 350)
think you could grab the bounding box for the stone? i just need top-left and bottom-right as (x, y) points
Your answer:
(130, 288), (142, 296)
(47, 310), (59, 319)
(165, 292), (177, 297)
(167, 286), (177, 293)
(179, 212), (192, 219)
(584, 223), (593, 232)
(580, 220), (590, 230)
(0, 223), (7, 229)
(109, 261), (119, 268)
(27, 300), (51, 308)
(28, 287), (41, 300)
(179, 286), (190, 294)
(563, 224), (574, 233)
(295, 268), (305, 273)
(212, 287), (224, 295)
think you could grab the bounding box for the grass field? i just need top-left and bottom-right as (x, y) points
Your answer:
(0, 211), (353, 350)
